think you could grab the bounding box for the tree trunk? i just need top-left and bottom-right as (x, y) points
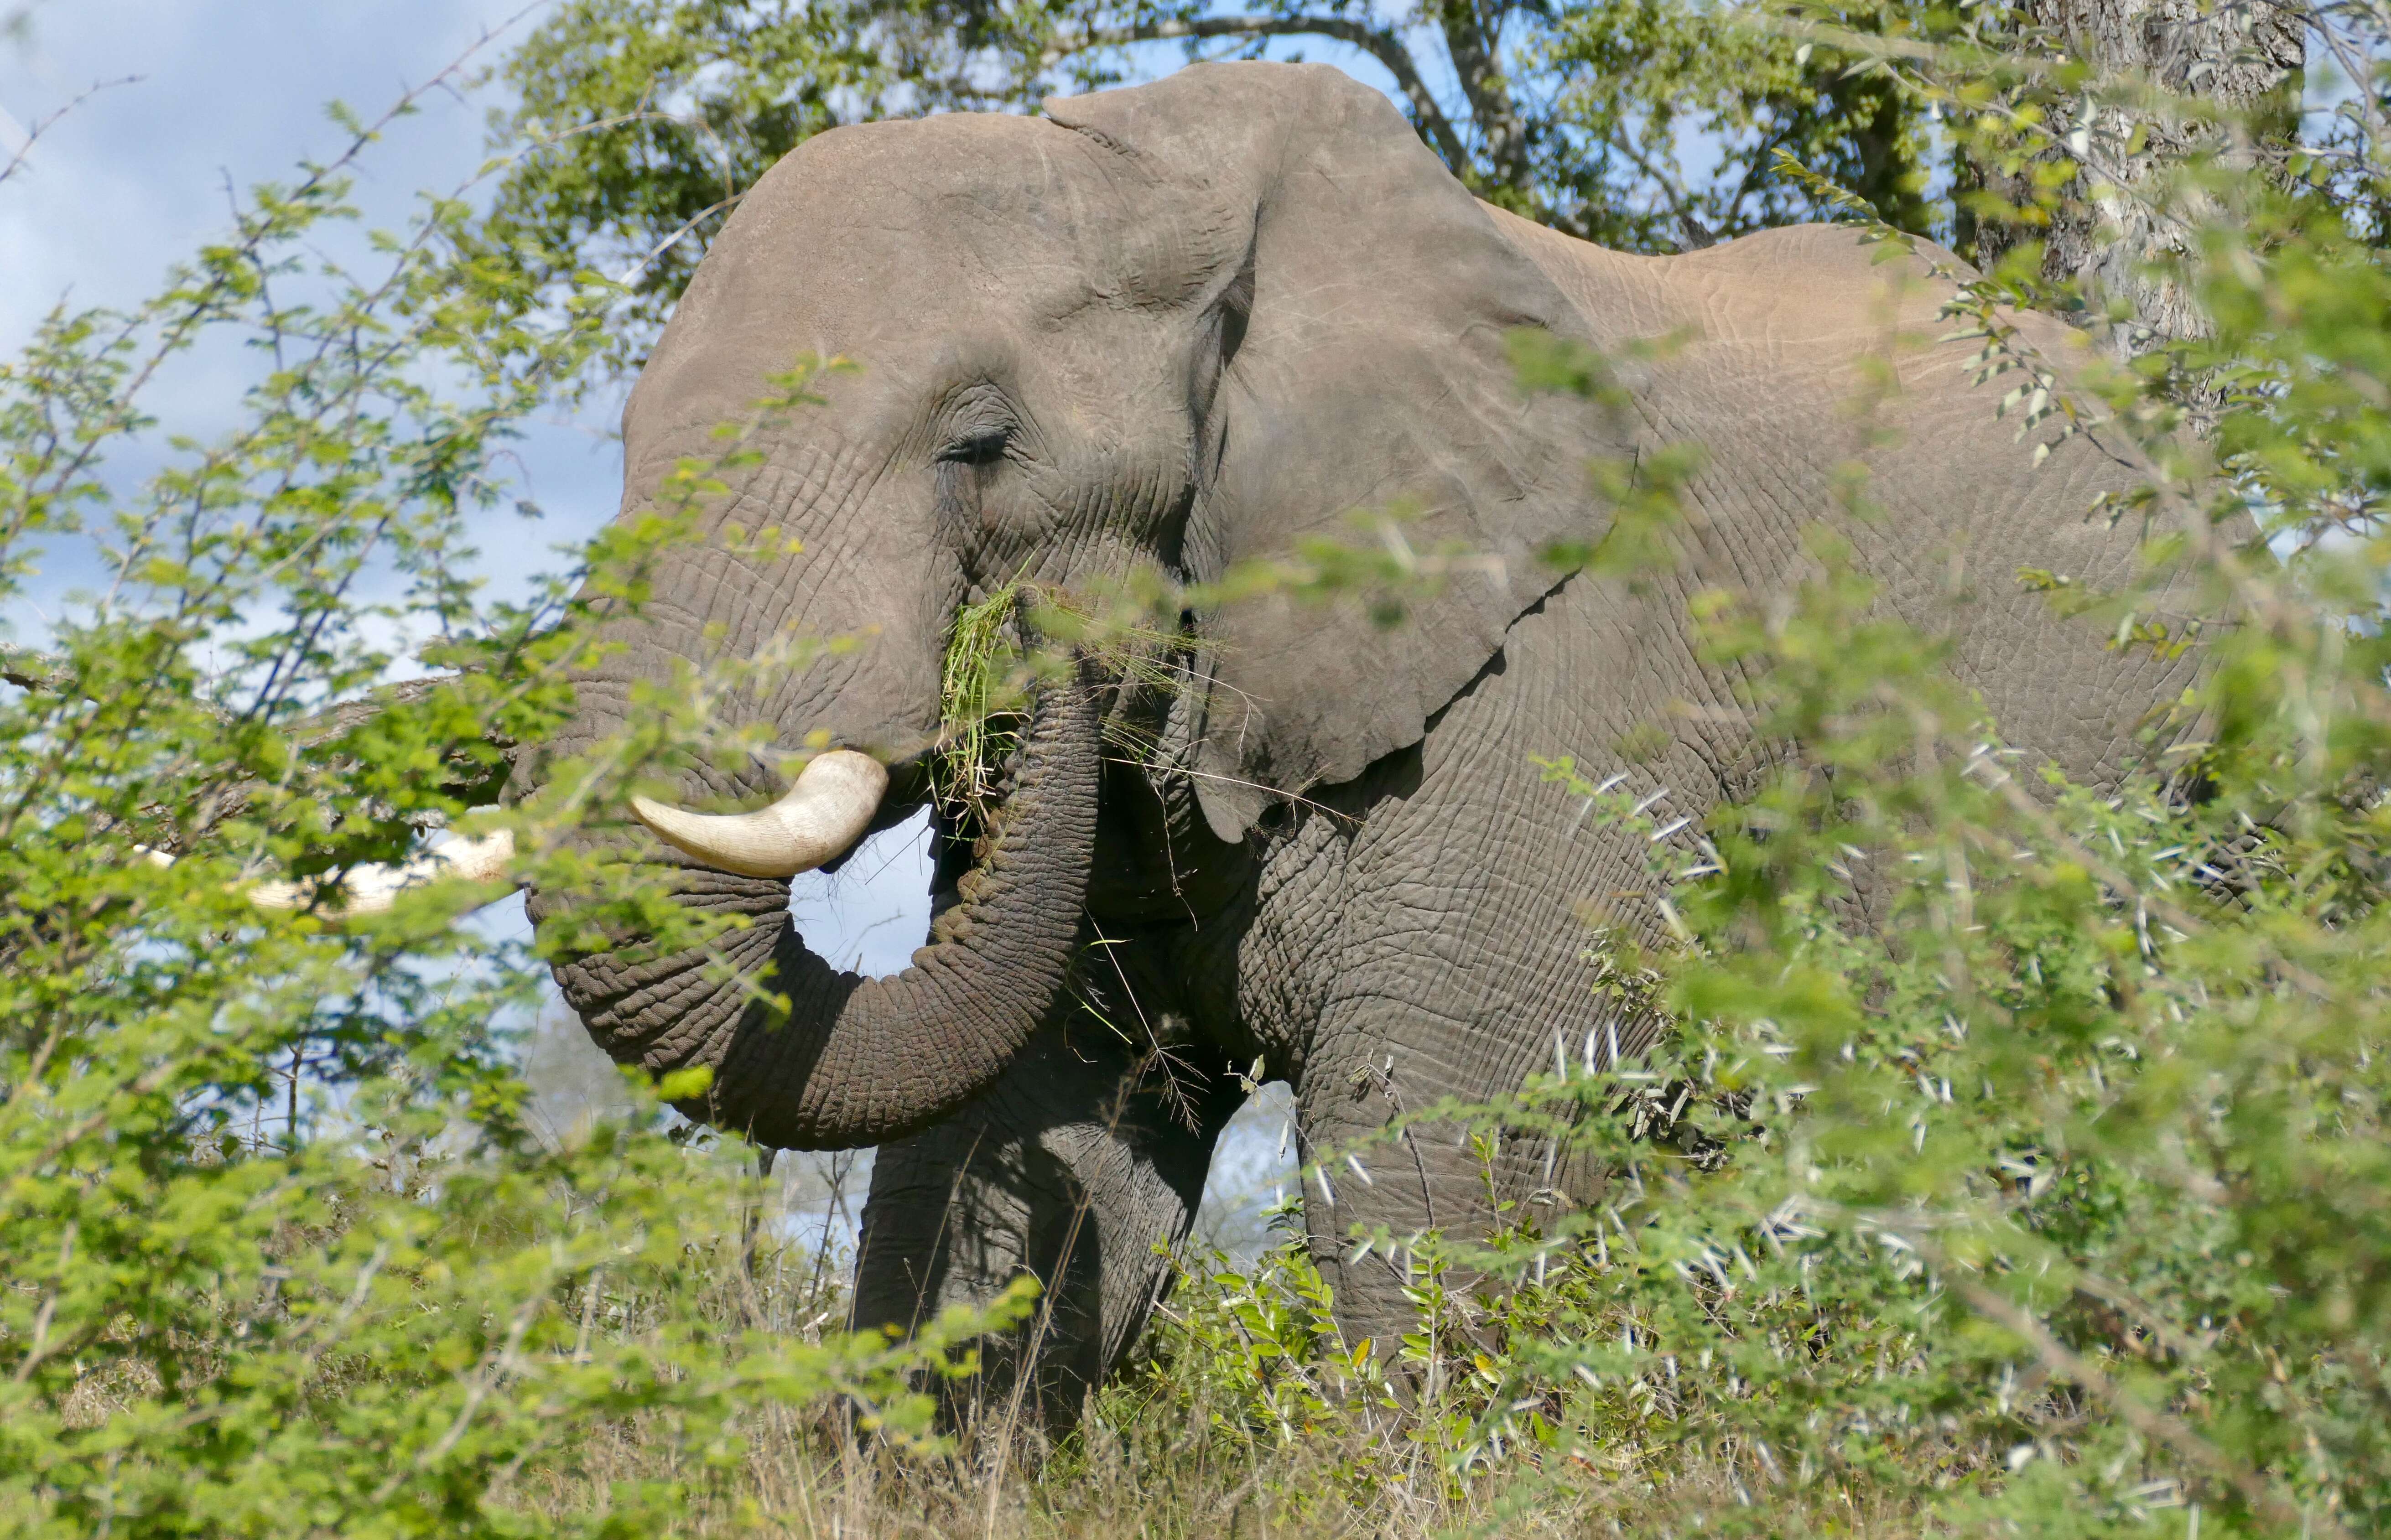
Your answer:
(1969, 0), (2303, 362)
(1429, 0), (1533, 199)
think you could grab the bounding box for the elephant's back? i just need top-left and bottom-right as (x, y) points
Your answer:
(1484, 212), (2205, 792)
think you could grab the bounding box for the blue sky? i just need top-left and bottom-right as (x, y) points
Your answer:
(0, 1), (632, 625)
(2, 1), (525, 348)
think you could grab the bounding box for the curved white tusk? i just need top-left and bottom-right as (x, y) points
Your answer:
(629, 749), (888, 879)
(140, 829), (519, 917)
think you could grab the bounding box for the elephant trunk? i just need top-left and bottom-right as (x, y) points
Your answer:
(531, 663), (1101, 1150)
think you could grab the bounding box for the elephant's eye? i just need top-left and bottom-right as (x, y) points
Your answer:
(942, 430), (1009, 468)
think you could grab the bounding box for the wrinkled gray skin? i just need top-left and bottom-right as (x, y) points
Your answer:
(525, 62), (2201, 1419)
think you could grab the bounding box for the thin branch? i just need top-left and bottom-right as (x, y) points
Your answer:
(1720, 122), (1803, 227)
(2309, 13), (2389, 162)
(2070, 1269), (2213, 1363)
(1426, 0), (1529, 188)
(1928, 1252), (2348, 1540)
(617, 192), (743, 287)
(1601, 130), (1717, 248)
(0, 644), (70, 692)
(0, 74), (142, 189)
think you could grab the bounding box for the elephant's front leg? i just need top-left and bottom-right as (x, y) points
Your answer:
(850, 1009), (1242, 1427)
(1292, 1015), (1591, 1370)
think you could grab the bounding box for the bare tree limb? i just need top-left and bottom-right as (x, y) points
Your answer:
(0, 74), (142, 190)
(1425, 0), (1528, 189)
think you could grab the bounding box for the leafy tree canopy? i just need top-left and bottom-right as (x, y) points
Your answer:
(473, 0), (1944, 389)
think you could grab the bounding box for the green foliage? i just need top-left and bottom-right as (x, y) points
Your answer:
(1133, 1236), (1385, 1451)
(935, 582), (1027, 830)
(1539, 0), (1937, 247)
(474, 0), (1092, 390)
(1048, 16), (2391, 1536)
(467, 0), (1953, 393)
(932, 580), (1209, 836)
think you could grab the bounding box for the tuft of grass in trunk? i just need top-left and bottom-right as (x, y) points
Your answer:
(936, 583), (1217, 829)
(936, 583), (1027, 829)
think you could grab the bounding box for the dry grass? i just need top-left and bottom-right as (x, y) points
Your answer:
(505, 1392), (1934, 1538)
(45, 1050), (1959, 1536)
(479, 1221), (1933, 1539)
(936, 583), (1028, 827)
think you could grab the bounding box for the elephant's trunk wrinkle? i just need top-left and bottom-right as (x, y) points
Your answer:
(539, 663), (1105, 1151)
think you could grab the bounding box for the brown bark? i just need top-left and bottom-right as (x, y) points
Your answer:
(1427, 0), (1532, 195)
(1971, 0), (2304, 362)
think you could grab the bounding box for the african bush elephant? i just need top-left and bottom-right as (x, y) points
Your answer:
(522, 61), (2199, 1416)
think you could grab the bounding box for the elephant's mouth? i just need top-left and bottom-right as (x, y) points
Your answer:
(819, 754), (941, 869)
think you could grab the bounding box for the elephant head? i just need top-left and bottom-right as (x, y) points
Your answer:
(525, 62), (1617, 1150)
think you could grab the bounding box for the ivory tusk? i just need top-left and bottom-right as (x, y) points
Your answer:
(629, 748), (888, 879)
(248, 828), (518, 913)
(138, 829), (518, 917)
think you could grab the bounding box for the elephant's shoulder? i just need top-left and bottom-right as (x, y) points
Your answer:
(1645, 226), (2105, 419)
(1479, 214), (2075, 375)
(1477, 203), (1674, 346)
(1656, 225), (1975, 347)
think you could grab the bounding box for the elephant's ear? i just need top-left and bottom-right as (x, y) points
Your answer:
(1045, 63), (1619, 839)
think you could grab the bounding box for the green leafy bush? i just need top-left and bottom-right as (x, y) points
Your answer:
(0, 70), (1018, 1538)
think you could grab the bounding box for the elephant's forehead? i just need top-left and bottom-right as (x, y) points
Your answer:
(629, 114), (1223, 446)
(712, 115), (1212, 331)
